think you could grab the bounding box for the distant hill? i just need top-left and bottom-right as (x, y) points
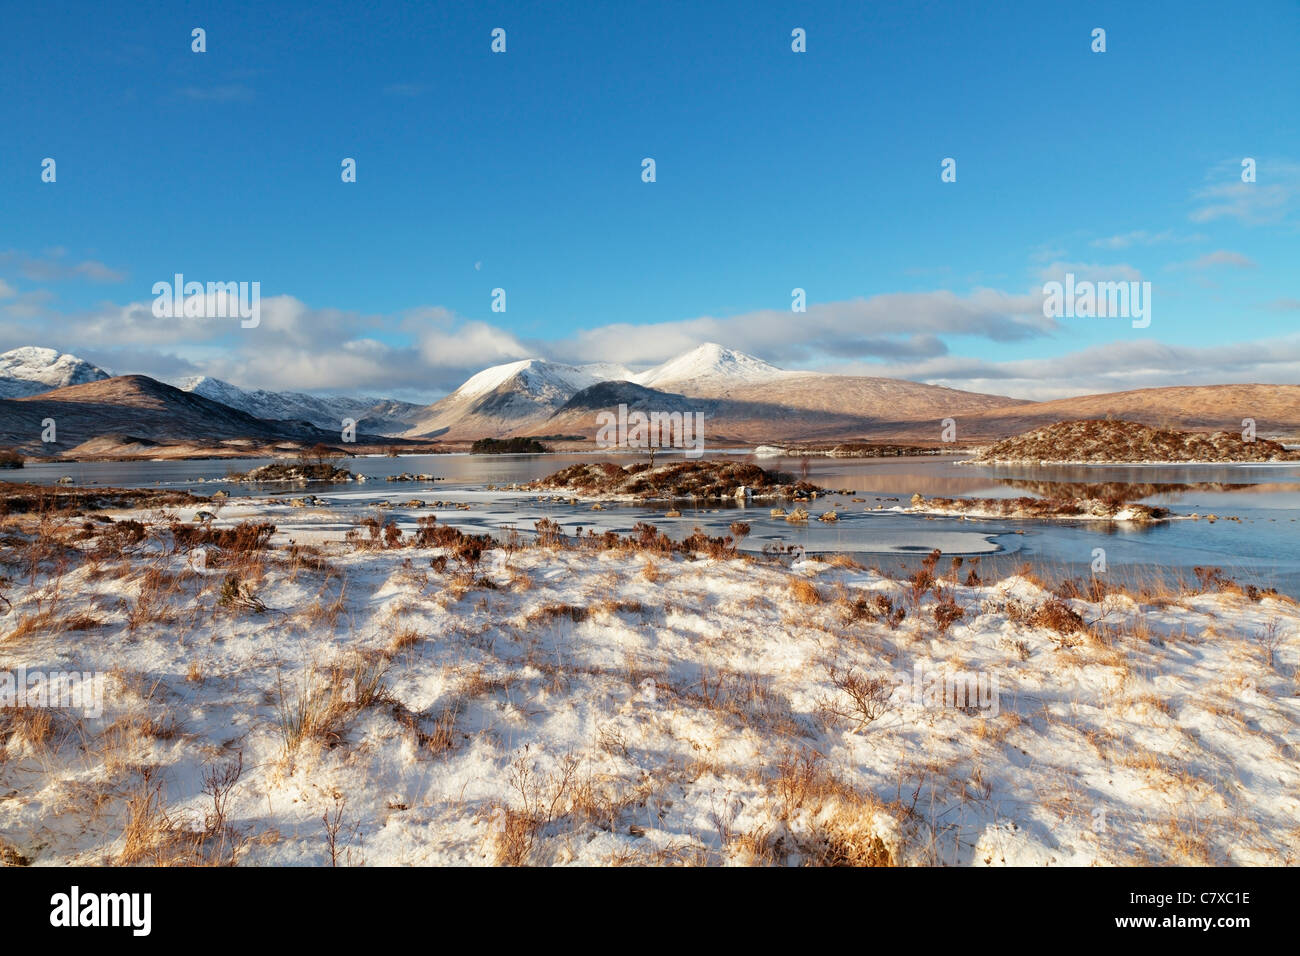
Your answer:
(958, 384), (1300, 441)
(0, 375), (357, 455)
(175, 375), (422, 435)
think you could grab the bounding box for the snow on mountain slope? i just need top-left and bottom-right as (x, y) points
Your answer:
(0, 347), (110, 398)
(404, 358), (635, 438)
(452, 360), (538, 400)
(450, 359), (633, 403)
(176, 376), (421, 435)
(632, 343), (785, 389)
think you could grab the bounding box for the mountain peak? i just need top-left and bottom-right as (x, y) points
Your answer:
(633, 343), (784, 389)
(453, 359), (545, 399)
(0, 346), (110, 398)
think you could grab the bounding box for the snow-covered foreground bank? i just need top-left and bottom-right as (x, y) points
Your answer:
(1, 505), (1298, 866)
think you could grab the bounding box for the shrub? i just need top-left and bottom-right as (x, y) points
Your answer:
(933, 593), (965, 635)
(821, 667), (894, 731)
(172, 520), (274, 553)
(907, 549), (942, 606)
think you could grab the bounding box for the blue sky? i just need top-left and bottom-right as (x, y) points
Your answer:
(2, 0), (1297, 400)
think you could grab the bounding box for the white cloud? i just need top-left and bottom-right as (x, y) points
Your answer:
(3, 276), (1295, 403)
(0, 249), (126, 283)
(1189, 159), (1300, 225)
(547, 287), (1059, 368)
(1036, 261), (1145, 284)
(1170, 250), (1257, 270)
(176, 85), (255, 102)
(1090, 229), (1205, 249)
(835, 335), (1300, 400)
(409, 308), (533, 369)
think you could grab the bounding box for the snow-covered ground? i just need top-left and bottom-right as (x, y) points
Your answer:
(1, 501), (1297, 866)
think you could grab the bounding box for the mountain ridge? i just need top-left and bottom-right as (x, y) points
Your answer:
(175, 375), (422, 435)
(4, 343), (1300, 455)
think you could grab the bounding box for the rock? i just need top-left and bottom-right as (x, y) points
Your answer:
(911, 492), (924, 505)
(57, 475), (74, 484)
(664, 510), (682, 518)
(734, 485), (752, 499)
(770, 508), (787, 517)
(818, 511), (838, 522)
(785, 507), (809, 523)
(194, 511), (216, 522)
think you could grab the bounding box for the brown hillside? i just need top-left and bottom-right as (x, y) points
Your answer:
(961, 384), (1300, 441)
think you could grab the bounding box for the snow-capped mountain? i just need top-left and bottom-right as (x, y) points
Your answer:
(0, 347), (110, 398)
(402, 358), (634, 438)
(405, 342), (1036, 442)
(175, 376), (422, 436)
(403, 346), (797, 439)
(632, 343), (785, 390)
(1, 375), (343, 454)
(451, 359), (633, 403)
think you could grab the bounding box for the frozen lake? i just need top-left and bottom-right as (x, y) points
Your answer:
(14, 451), (1300, 594)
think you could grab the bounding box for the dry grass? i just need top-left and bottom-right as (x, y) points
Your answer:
(767, 750), (900, 866)
(388, 626), (422, 654)
(118, 762), (247, 866)
(790, 578), (822, 605)
(0, 706), (56, 756)
(273, 667), (352, 755)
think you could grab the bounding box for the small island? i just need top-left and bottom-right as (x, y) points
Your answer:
(227, 462), (354, 482)
(973, 419), (1297, 464)
(471, 437), (550, 454)
(904, 492), (1171, 523)
(529, 459), (828, 501)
